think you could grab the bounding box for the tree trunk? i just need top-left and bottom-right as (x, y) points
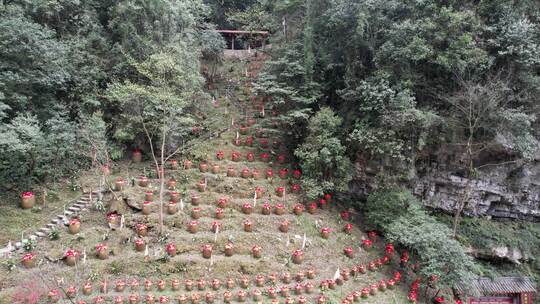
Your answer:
(452, 134), (474, 238)
(159, 134), (166, 234)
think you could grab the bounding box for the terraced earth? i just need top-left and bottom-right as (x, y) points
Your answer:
(0, 56), (411, 304)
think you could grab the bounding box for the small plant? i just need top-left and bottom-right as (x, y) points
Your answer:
(22, 239), (35, 252)
(30, 206), (42, 213)
(93, 199), (105, 211)
(179, 173), (189, 184)
(158, 233), (170, 244)
(157, 253), (170, 263)
(87, 272), (99, 282)
(47, 229), (60, 240)
(172, 261), (188, 273)
(69, 177), (80, 191)
(2, 259), (17, 272)
(108, 261), (125, 275)
(180, 186), (188, 196)
(46, 190), (60, 201)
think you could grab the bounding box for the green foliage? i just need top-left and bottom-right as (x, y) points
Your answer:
(199, 29), (226, 64)
(295, 108), (352, 199)
(363, 188), (416, 230)
(496, 109), (537, 160)
(254, 43), (321, 144)
(226, 0), (275, 31)
(78, 112), (117, 166)
(107, 41), (204, 148)
(204, 0), (258, 29)
(21, 239), (35, 252)
(442, 75), (537, 162)
(107, 0), (209, 60)
(266, 0), (540, 177)
(0, 13), (70, 116)
(438, 215), (540, 260)
(365, 188), (476, 289)
(0, 0), (212, 192)
(342, 73), (441, 169)
(108, 261), (125, 275)
(1, 259), (17, 272)
(47, 229), (60, 241)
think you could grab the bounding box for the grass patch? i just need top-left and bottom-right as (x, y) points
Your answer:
(0, 186), (81, 244)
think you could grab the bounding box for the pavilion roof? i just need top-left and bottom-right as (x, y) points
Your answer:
(456, 277), (537, 295)
(217, 30), (269, 35)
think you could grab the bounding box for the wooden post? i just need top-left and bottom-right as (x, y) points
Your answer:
(231, 34), (234, 50)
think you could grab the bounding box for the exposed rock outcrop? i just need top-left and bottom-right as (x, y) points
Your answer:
(413, 166), (540, 221)
(350, 158), (540, 221)
(466, 246), (529, 264)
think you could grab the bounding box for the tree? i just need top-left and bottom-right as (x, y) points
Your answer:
(199, 29), (226, 82)
(0, 12), (70, 119)
(0, 114), (44, 190)
(295, 108), (352, 199)
(204, 0), (258, 29)
(77, 112), (120, 197)
(0, 108), (92, 192)
(254, 42), (321, 146)
(107, 41), (204, 233)
(442, 73), (537, 236)
(362, 188), (415, 229)
(0, 0), (214, 195)
(345, 73), (440, 175)
(226, 0), (275, 32)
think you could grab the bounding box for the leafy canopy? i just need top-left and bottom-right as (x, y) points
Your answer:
(295, 108), (352, 199)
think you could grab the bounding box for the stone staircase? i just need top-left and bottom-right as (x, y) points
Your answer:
(0, 190), (100, 256)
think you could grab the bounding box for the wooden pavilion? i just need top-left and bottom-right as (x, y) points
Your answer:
(456, 277), (537, 304)
(217, 30), (269, 50)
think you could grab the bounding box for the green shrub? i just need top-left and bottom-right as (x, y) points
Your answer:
(295, 108), (353, 199)
(365, 188), (475, 290)
(363, 187), (416, 230)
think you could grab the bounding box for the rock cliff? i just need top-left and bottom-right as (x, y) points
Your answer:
(351, 157), (540, 222)
(413, 163), (540, 221)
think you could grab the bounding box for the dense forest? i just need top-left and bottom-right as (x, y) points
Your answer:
(2, 0), (538, 191)
(0, 0), (539, 302)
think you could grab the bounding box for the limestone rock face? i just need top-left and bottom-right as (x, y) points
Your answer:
(413, 164), (540, 221)
(466, 246), (529, 264)
(350, 158), (540, 221)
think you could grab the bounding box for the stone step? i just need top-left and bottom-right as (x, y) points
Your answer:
(35, 231), (46, 238)
(46, 223), (56, 228)
(68, 206), (80, 212)
(39, 227), (51, 233)
(51, 218), (61, 224)
(64, 210), (74, 216)
(14, 242), (22, 249)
